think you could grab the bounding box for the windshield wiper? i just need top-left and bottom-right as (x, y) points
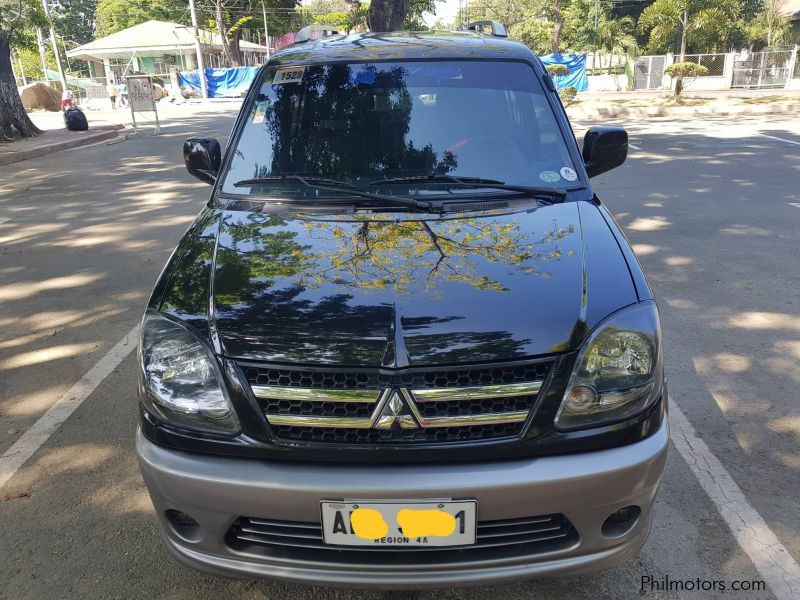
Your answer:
(371, 175), (568, 201)
(232, 175), (432, 211)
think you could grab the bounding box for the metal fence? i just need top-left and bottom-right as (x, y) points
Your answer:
(732, 49), (795, 89)
(633, 55), (666, 90)
(84, 83), (110, 111)
(683, 53), (726, 77)
(795, 53), (800, 79)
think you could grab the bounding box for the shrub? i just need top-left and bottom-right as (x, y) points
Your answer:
(665, 61), (709, 96)
(545, 64), (570, 77)
(665, 62), (709, 79)
(559, 86), (578, 104)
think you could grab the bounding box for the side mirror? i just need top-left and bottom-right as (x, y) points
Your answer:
(582, 126), (628, 178)
(183, 137), (221, 185)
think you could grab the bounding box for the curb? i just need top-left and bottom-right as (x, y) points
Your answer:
(566, 103), (800, 120)
(0, 125), (125, 167)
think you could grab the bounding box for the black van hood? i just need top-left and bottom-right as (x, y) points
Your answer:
(159, 202), (638, 366)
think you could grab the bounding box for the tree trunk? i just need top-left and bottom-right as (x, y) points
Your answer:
(215, 2), (242, 67)
(679, 10), (687, 61)
(229, 28), (243, 67)
(0, 30), (41, 140)
(343, 0), (362, 32)
(550, 0), (563, 54)
(367, 0), (408, 32)
(675, 10), (688, 97)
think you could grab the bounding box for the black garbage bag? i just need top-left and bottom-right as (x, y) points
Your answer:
(63, 107), (89, 131)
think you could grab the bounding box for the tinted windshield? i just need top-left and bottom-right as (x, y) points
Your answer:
(222, 60), (578, 198)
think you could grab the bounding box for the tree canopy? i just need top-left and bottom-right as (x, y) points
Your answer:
(94, 0), (190, 38)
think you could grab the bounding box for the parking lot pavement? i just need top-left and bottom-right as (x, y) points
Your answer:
(1, 113), (798, 599)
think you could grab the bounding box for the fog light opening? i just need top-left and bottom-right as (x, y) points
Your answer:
(165, 509), (203, 542)
(601, 505), (641, 538)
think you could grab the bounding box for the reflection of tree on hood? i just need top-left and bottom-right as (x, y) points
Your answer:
(214, 213), (317, 306)
(261, 64), (454, 182)
(302, 217), (576, 293)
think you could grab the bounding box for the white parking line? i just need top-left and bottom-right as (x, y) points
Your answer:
(629, 143), (642, 150)
(756, 132), (800, 147)
(0, 325), (138, 491)
(670, 404), (800, 599)
(788, 203), (800, 209)
(0, 218), (9, 225)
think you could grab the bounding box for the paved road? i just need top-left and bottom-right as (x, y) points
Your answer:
(1, 111), (798, 599)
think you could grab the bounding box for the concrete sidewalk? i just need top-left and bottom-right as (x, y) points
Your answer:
(0, 125), (125, 167)
(0, 100), (242, 168)
(566, 101), (800, 120)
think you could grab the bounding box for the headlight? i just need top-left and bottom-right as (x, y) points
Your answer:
(555, 302), (662, 431)
(138, 311), (240, 434)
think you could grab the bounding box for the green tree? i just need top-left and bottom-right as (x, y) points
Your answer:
(508, 18), (552, 54)
(94, 0), (189, 38)
(52, 0), (97, 44)
(465, 0), (534, 28)
(207, 0), (254, 67)
(562, 0), (607, 53)
(300, 0), (366, 32)
(638, 0), (742, 56)
(366, 0), (437, 31)
(745, 0), (791, 49)
(0, 0), (48, 139)
(468, 0), (569, 52)
(597, 16), (638, 74)
(16, 43), (56, 81)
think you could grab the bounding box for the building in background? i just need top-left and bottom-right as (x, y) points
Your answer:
(66, 20), (269, 85)
(778, 0), (800, 42)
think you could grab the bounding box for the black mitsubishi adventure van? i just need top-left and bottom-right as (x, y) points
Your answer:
(136, 23), (668, 588)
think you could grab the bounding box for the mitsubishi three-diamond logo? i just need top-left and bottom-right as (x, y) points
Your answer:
(374, 389), (420, 430)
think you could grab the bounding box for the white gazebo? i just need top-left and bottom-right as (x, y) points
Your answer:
(67, 20), (269, 84)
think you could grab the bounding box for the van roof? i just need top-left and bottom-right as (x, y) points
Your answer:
(270, 31), (537, 66)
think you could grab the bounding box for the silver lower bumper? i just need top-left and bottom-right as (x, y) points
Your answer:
(136, 419), (668, 589)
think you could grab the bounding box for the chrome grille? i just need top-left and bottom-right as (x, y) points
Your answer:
(226, 514), (578, 564)
(241, 362), (553, 445)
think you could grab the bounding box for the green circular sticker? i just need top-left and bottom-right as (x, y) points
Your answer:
(539, 170), (561, 183)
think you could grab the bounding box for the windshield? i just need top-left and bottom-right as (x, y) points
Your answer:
(221, 60), (579, 199)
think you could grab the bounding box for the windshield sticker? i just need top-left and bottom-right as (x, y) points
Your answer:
(539, 170), (561, 183)
(252, 100), (270, 124)
(560, 167), (578, 182)
(272, 67), (305, 85)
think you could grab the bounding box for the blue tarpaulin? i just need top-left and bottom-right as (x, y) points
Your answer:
(178, 66), (259, 98)
(538, 54), (588, 92)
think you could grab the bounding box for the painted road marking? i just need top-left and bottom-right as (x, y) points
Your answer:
(0, 325), (138, 491)
(670, 405), (800, 600)
(629, 143), (642, 150)
(788, 203), (800, 209)
(0, 218), (9, 225)
(755, 132), (800, 147)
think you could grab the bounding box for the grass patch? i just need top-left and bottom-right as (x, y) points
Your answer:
(737, 95), (800, 105)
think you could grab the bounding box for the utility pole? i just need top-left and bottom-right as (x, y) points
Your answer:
(262, 2), (271, 59)
(36, 28), (48, 80)
(16, 52), (26, 84)
(594, 0), (599, 32)
(40, 0), (68, 91)
(188, 0), (208, 99)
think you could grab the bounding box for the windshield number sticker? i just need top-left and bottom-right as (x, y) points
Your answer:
(539, 170), (561, 183)
(273, 67), (305, 85)
(560, 167), (578, 182)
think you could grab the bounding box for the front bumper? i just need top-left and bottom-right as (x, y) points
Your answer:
(136, 418), (668, 589)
